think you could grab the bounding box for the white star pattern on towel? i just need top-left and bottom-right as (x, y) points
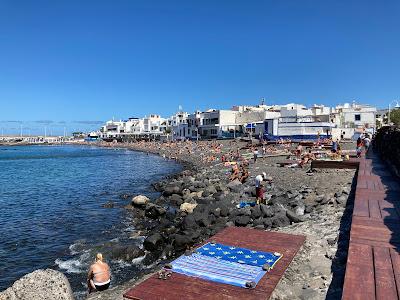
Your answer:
(196, 242), (282, 269)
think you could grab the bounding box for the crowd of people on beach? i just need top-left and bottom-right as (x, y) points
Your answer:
(85, 133), (375, 296)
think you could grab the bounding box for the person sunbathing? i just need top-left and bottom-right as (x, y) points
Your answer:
(87, 253), (111, 294)
(239, 166), (249, 183)
(230, 164), (240, 181)
(299, 151), (315, 168)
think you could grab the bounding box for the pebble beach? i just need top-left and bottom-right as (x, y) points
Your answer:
(83, 139), (356, 300)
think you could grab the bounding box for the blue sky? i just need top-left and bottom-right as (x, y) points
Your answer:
(1, 0), (399, 135)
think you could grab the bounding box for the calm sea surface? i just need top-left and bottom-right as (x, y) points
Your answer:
(0, 145), (181, 297)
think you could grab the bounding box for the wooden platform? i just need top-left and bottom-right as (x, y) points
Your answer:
(311, 159), (360, 169)
(123, 227), (305, 300)
(342, 152), (400, 300)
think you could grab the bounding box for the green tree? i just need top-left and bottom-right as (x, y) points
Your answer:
(389, 108), (400, 126)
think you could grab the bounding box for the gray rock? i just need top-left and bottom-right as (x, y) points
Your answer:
(205, 185), (217, 195)
(295, 205), (305, 216)
(227, 179), (242, 192)
(286, 209), (305, 223)
(342, 186), (351, 195)
(0, 269), (74, 300)
(163, 185), (181, 196)
(260, 204), (274, 217)
(336, 195), (348, 207)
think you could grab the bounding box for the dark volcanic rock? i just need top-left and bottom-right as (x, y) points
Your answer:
(260, 204), (275, 217)
(271, 212), (291, 228)
(182, 214), (198, 230)
(145, 203), (166, 219)
(143, 233), (163, 251)
(251, 205), (262, 219)
(102, 201), (115, 208)
(234, 215), (251, 226)
(109, 245), (145, 261)
(163, 185), (181, 197)
(172, 234), (192, 251)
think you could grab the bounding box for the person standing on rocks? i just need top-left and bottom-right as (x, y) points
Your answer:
(87, 253), (111, 294)
(253, 148), (259, 163)
(255, 172), (267, 204)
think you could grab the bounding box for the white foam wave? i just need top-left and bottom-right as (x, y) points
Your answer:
(55, 258), (83, 274)
(131, 255), (146, 265)
(55, 252), (90, 274)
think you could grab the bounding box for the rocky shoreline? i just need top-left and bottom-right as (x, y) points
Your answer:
(1, 140), (356, 300)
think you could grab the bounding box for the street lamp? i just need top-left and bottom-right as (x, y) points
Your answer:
(388, 100), (400, 125)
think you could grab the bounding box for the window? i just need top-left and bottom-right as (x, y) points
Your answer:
(355, 114), (361, 121)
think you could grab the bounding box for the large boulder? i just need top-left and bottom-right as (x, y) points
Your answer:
(143, 233), (164, 251)
(271, 212), (291, 228)
(0, 269), (74, 300)
(251, 205), (262, 219)
(145, 203), (166, 219)
(169, 194), (184, 206)
(132, 195), (150, 206)
(182, 214), (198, 230)
(227, 179), (242, 192)
(108, 245), (145, 261)
(286, 209), (305, 223)
(234, 215), (251, 227)
(260, 204), (275, 217)
(172, 234), (192, 251)
(163, 185), (181, 197)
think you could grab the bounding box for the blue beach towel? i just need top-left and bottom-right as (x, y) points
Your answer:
(196, 242), (282, 268)
(170, 243), (283, 288)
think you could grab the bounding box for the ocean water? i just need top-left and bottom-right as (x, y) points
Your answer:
(0, 145), (181, 296)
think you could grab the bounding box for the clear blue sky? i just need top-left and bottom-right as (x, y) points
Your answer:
(1, 0), (399, 135)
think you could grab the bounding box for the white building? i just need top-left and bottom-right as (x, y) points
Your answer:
(100, 120), (126, 139)
(169, 111), (189, 140)
(333, 103), (376, 130)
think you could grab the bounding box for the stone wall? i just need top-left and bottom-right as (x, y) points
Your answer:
(373, 126), (400, 177)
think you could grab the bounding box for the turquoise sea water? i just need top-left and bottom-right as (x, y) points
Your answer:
(0, 145), (181, 296)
